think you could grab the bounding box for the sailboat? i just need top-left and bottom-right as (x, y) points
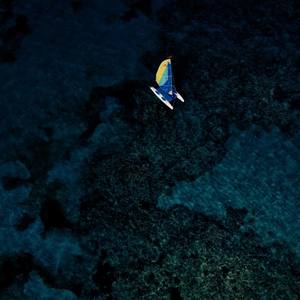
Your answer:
(150, 58), (184, 110)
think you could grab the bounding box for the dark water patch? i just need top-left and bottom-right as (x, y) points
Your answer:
(226, 207), (248, 230)
(0, 0), (13, 23)
(0, 0), (14, 7)
(40, 126), (54, 139)
(121, 6), (138, 21)
(3, 15), (30, 42)
(0, 253), (33, 292)
(169, 287), (182, 300)
(92, 250), (115, 298)
(141, 50), (163, 73)
(1, 175), (28, 190)
(15, 15), (30, 34)
(273, 85), (290, 101)
(291, 263), (300, 277)
(121, 0), (152, 21)
(145, 272), (155, 284)
(221, 266), (230, 278)
(0, 48), (16, 63)
(16, 213), (35, 231)
(290, 95), (300, 110)
(40, 197), (70, 234)
(71, 0), (82, 12)
(0, 4), (30, 64)
(138, 200), (153, 211)
(28, 181), (73, 235)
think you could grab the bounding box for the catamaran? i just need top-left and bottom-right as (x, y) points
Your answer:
(150, 58), (184, 110)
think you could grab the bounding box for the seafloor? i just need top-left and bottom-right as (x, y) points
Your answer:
(0, 0), (300, 299)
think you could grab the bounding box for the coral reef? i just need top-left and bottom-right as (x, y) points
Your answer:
(158, 126), (300, 256)
(0, 0), (300, 299)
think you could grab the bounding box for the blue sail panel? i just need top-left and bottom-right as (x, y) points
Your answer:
(157, 87), (177, 102)
(155, 59), (177, 102)
(159, 63), (173, 92)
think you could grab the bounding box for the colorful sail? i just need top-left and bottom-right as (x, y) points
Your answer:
(155, 58), (173, 95)
(150, 57), (184, 109)
(156, 59), (170, 86)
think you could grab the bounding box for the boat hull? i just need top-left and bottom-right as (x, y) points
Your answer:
(175, 91), (184, 102)
(150, 87), (174, 110)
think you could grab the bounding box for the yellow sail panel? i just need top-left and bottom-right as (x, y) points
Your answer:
(156, 59), (171, 86)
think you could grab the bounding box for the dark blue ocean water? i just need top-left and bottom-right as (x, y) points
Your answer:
(0, 1), (299, 299)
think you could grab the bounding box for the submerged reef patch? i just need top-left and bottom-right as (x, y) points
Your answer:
(158, 126), (300, 256)
(80, 195), (300, 299)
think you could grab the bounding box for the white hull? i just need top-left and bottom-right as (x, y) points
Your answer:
(175, 91), (184, 102)
(150, 87), (174, 110)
